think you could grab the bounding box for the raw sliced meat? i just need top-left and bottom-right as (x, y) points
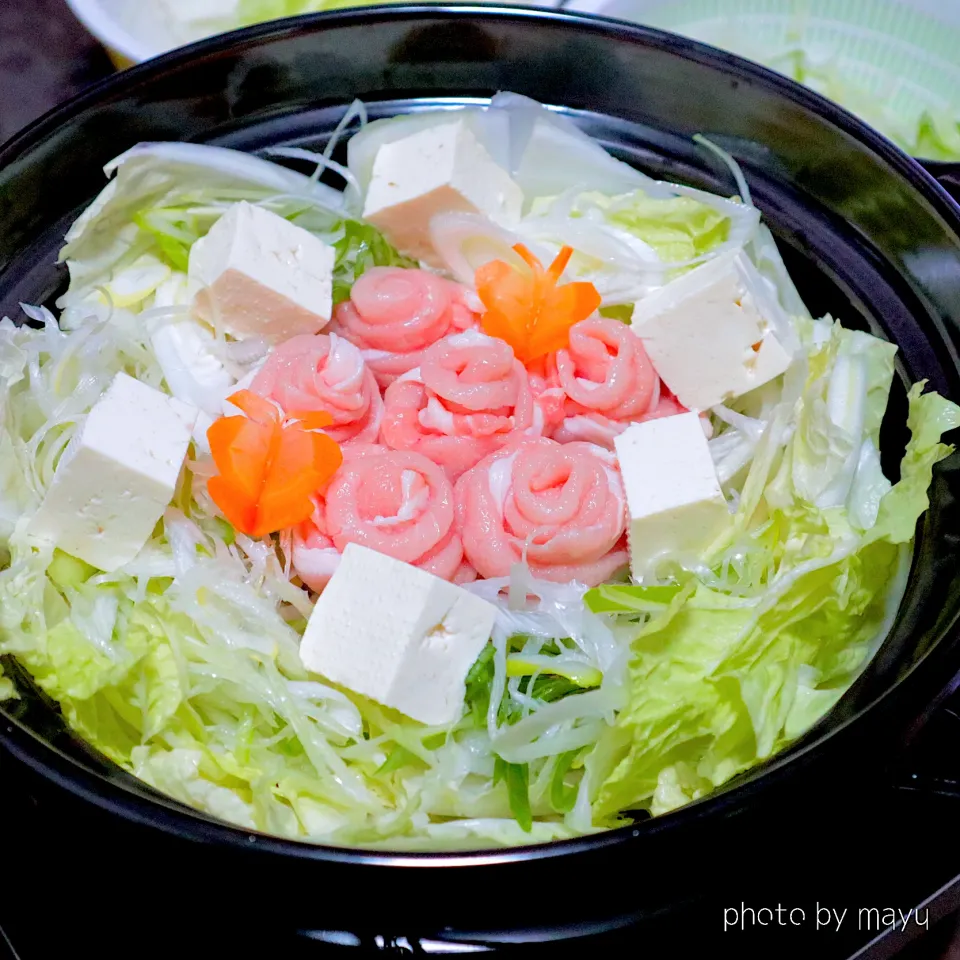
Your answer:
(252, 332), (382, 445)
(380, 330), (543, 479)
(291, 517), (341, 592)
(294, 445), (470, 585)
(548, 316), (660, 446)
(330, 267), (478, 387)
(455, 437), (628, 586)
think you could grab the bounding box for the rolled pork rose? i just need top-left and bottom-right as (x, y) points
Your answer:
(380, 330), (542, 479)
(252, 332), (382, 445)
(549, 316), (661, 447)
(322, 446), (470, 583)
(329, 267), (478, 387)
(455, 437), (628, 586)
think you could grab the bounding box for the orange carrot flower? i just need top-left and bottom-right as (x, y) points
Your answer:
(207, 390), (343, 538)
(476, 245), (602, 364)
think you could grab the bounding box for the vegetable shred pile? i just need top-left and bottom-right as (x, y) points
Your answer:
(0, 94), (957, 850)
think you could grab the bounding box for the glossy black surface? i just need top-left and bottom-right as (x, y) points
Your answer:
(2, 7), (960, 950)
(6, 701), (960, 958)
(923, 162), (960, 205)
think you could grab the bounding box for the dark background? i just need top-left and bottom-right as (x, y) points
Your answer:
(0, 1), (113, 145)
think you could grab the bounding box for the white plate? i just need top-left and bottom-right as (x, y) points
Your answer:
(65, 0), (566, 66)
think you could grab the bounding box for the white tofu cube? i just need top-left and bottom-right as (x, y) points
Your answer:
(631, 251), (793, 411)
(614, 413), (730, 579)
(27, 373), (198, 572)
(189, 201), (335, 343)
(299, 543), (497, 726)
(363, 120), (523, 264)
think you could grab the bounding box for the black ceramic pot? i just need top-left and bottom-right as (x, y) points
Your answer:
(2, 7), (960, 956)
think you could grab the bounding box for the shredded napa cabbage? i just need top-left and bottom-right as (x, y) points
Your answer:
(585, 335), (957, 819)
(375, 96), (768, 303)
(1, 97), (957, 848)
(659, 23), (960, 162)
(768, 48), (960, 162)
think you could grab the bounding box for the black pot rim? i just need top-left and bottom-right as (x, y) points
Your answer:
(3, 4), (960, 868)
(6, 4), (957, 222)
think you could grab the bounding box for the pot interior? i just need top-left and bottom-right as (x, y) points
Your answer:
(2, 8), (960, 858)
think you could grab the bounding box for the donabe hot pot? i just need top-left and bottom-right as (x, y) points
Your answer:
(1, 7), (960, 957)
